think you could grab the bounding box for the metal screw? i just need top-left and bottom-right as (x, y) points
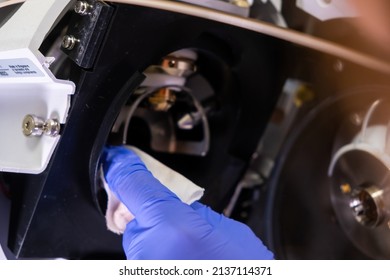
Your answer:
(44, 119), (61, 137)
(62, 35), (79, 50)
(22, 115), (60, 137)
(74, 1), (92, 15)
(23, 115), (45, 136)
(388, 221), (390, 230)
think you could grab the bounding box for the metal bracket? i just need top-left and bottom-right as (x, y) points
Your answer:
(61, 0), (114, 68)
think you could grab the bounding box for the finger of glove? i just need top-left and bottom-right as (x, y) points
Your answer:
(190, 202), (225, 226)
(123, 210), (216, 259)
(101, 146), (144, 176)
(191, 202), (256, 235)
(102, 146), (183, 223)
(190, 202), (274, 259)
(190, 202), (250, 237)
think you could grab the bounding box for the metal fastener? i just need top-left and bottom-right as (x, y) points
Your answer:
(22, 115), (61, 137)
(44, 119), (61, 137)
(74, 1), (93, 16)
(62, 35), (79, 50)
(22, 115), (45, 136)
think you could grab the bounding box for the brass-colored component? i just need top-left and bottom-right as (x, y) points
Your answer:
(340, 183), (352, 194)
(22, 115), (45, 136)
(294, 85), (314, 107)
(148, 88), (177, 111)
(230, 0), (250, 8)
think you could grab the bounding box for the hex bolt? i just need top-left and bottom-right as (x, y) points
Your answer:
(74, 1), (93, 16)
(22, 115), (61, 137)
(61, 35), (79, 50)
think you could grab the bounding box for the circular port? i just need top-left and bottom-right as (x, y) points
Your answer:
(349, 186), (384, 227)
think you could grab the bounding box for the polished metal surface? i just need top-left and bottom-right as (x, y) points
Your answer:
(22, 115), (60, 137)
(22, 114), (45, 136)
(61, 35), (78, 50)
(329, 98), (390, 259)
(349, 186), (384, 227)
(74, 1), (92, 15)
(43, 118), (61, 137)
(331, 149), (390, 259)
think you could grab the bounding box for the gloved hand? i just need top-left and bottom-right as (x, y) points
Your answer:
(102, 146), (274, 260)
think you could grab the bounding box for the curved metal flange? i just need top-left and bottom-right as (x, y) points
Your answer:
(329, 100), (390, 259)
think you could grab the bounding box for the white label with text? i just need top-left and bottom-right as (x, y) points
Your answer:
(0, 58), (44, 78)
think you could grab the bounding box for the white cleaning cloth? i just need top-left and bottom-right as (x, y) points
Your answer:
(101, 145), (204, 234)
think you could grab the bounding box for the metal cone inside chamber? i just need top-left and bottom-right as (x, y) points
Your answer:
(329, 99), (390, 259)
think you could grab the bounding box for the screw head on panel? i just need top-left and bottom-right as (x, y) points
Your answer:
(74, 1), (93, 16)
(22, 115), (61, 137)
(62, 35), (79, 50)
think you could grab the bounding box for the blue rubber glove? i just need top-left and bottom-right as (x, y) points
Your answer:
(102, 146), (274, 260)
